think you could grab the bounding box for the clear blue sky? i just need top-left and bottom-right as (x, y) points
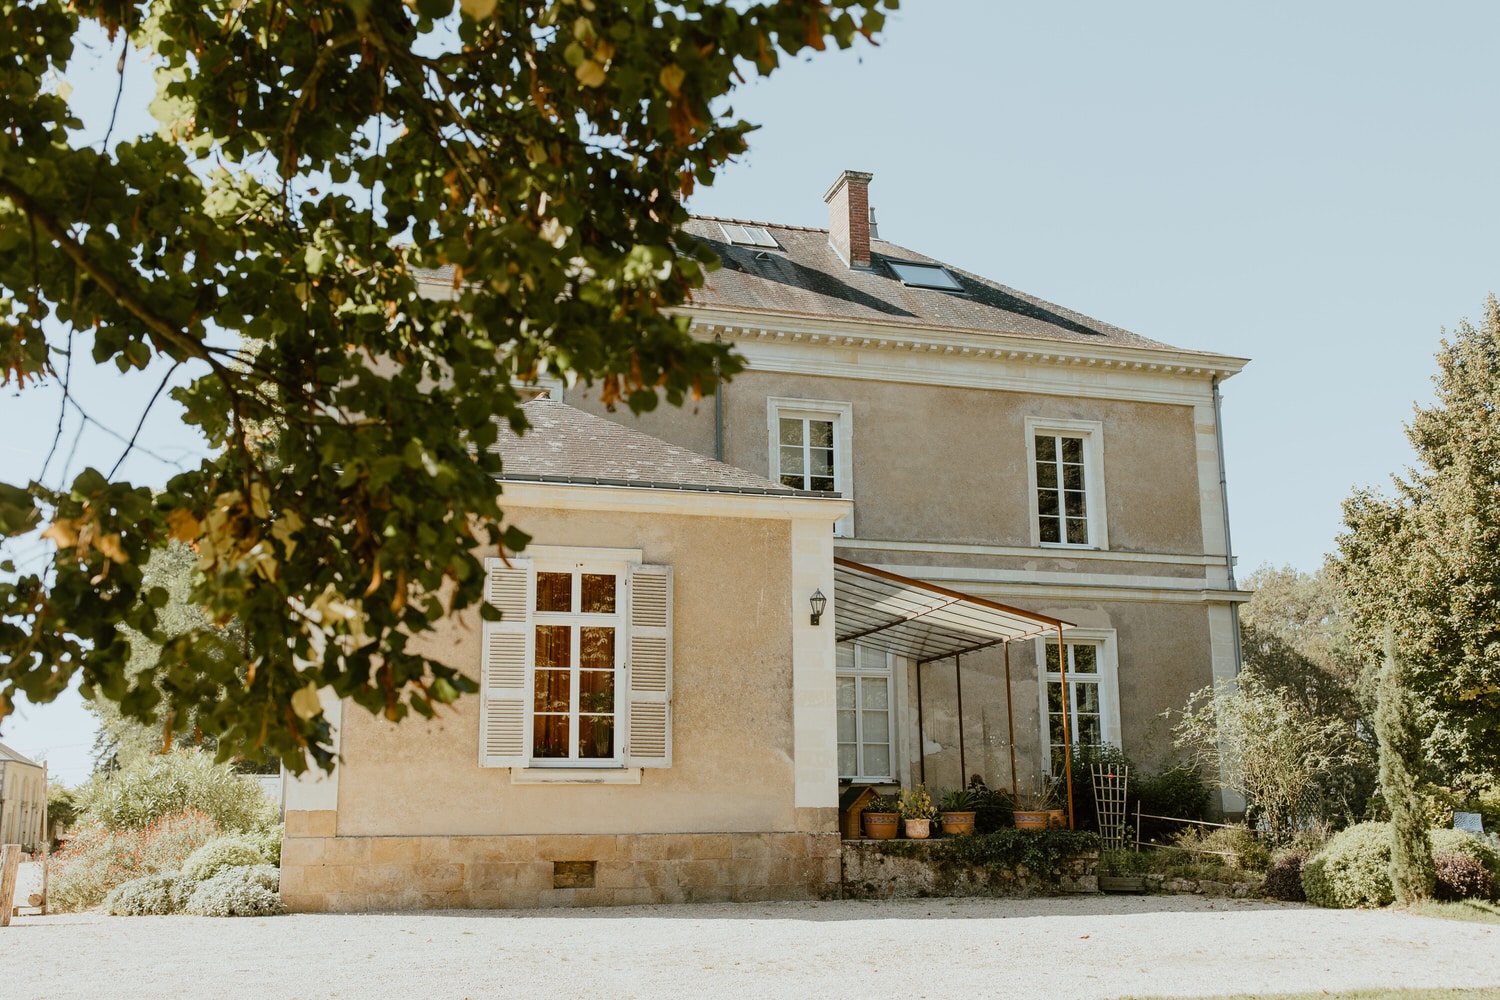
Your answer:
(5, 1), (1499, 783)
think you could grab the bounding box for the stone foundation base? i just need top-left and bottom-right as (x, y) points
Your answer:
(841, 840), (1098, 899)
(280, 830), (842, 912)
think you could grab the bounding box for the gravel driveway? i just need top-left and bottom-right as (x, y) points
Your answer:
(3, 895), (1497, 999)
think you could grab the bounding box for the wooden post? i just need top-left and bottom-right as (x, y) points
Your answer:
(954, 653), (966, 785)
(40, 763), (48, 914)
(1, 844), (20, 926)
(1057, 625), (1075, 830)
(1004, 641), (1018, 800)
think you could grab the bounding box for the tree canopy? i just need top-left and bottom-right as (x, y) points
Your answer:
(0, 0), (895, 770)
(1335, 295), (1500, 783)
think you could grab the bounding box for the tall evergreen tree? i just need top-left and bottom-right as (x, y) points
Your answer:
(1377, 635), (1435, 904)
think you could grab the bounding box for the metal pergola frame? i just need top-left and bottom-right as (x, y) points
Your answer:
(832, 557), (1079, 828)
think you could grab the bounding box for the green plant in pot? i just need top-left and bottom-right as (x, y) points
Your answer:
(899, 785), (939, 839)
(862, 792), (901, 840)
(937, 788), (980, 837)
(1013, 777), (1061, 832)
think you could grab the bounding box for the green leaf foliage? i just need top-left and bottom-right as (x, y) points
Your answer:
(77, 748), (277, 833)
(0, 0), (895, 770)
(180, 836), (267, 881)
(1334, 295), (1500, 781)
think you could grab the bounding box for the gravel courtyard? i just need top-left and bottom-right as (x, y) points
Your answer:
(4, 895), (1498, 999)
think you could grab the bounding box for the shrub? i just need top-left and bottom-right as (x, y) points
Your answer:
(1065, 744), (1135, 833)
(47, 811), (221, 911)
(965, 776), (1014, 834)
(104, 872), (196, 915)
(1434, 852), (1492, 901)
(1134, 761), (1218, 839)
(1263, 850), (1309, 902)
(181, 837), (267, 881)
(79, 750), (277, 834)
(1302, 821), (1395, 909)
(184, 865), (284, 917)
(1430, 828), (1500, 882)
(244, 824), (284, 867)
(1196, 824), (1271, 872)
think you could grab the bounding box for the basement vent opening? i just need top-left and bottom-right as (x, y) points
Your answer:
(887, 260), (964, 292)
(719, 223), (779, 249)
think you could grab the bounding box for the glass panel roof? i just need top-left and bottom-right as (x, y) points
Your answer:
(888, 261), (964, 291)
(718, 223), (779, 249)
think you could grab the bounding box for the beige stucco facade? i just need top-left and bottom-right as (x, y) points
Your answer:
(282, 482), (852, 911)
(568, 312), (1248, 810)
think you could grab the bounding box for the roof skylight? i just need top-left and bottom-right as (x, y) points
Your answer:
(718, 223), (779, 249)
(888, 261), (964, 291)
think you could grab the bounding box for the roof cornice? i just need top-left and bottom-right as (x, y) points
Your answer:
(677, 305), (1248, 380)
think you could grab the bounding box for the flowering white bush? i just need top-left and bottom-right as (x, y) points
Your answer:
(184, 865), (284, 917)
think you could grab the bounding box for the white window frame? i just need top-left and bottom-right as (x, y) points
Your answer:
(529, 552), (632, 767)
(767, 397), (854, 536)
(481, 545), (674, 773)
(1034, 629), (1121, 775)
(837, 643), (896, 782)
(1024, 416), (1108, 550)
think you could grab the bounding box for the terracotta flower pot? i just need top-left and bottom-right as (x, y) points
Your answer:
(904, 818), (932, 839)
(1047, 808), (1067, 829)
(863, 811), (899, 840)
(1013, 809), (1049, 831)
(940, 811), (977, 837)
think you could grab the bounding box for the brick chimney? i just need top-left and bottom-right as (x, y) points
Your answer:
(823, 170), (874, 269)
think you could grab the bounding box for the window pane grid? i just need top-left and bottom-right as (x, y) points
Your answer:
(837, 646), (893, 780)
(531, 570), (621, 763)
(1035, 433), (1089, 546)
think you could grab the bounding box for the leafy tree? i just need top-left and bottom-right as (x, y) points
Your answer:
(1238, 564), (1377, 825)
(1335, 295), (1500, 783)
(0, 0), (894, 770)
(1377, 636), (1434, 904)
(1173, 675), (1361, 843)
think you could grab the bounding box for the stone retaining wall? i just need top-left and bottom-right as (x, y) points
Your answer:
(280, 814), (841, 912)
(841, 839), (1099, 899)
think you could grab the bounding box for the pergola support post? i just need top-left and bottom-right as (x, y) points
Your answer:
(1057, 624), (1075, 830)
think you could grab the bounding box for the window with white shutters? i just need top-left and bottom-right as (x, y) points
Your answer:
(480, 550), (671, 770)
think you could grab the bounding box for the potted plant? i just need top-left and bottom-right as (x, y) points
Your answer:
(898, 784), (938, 839)
(861, 792), (901, 840)
(937, 788), (980, 837)
(1012, 777), (1060, 831)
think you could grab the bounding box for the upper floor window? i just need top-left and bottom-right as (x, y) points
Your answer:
(767, 397), (854, 536)
(1025, 417), (1107, 549)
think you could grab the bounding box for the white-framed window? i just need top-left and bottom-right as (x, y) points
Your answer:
(480, 546), (672, 770)
(1035, 629), (1120, 775)
(767, 397), (854, 536)
(1025, 416), (1107, 549)
(837, 643), (894, 781)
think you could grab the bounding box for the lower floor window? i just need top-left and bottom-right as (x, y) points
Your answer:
(1038, 633), (1120, 774)
(838, 644), (893, 780)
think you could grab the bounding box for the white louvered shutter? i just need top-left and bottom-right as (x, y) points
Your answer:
(480, 557), (532, 768)
(624, 563), (672, 768)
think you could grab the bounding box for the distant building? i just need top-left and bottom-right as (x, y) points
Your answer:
(0, 742), (47, 851)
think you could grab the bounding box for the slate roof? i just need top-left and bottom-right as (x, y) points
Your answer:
(493, 397), (809, 496)
(0, 741), (42, 767)
(681, 216), (1183, 351)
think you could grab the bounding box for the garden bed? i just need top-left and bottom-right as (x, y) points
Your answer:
(842, 830), (1099, 899)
